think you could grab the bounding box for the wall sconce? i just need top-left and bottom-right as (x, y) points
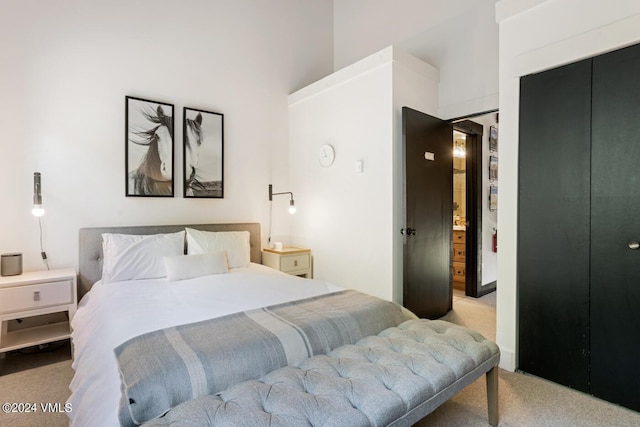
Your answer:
(268, 184), (296, 214)
(32, 172), (45, 217)
(31, 172), (49, 269)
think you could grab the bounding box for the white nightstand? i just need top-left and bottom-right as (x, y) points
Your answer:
(262, 247), (312, 278)
(0, 268), (77, 355)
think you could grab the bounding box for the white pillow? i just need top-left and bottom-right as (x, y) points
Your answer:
(163, 252), (228, 281)
(101, 231), (185, 284)
(185, 228), (250, 268)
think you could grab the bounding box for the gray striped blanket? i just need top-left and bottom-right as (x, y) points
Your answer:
(115, 290), (416, 426)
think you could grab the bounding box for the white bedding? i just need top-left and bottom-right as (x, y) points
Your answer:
(67, 263), (342, 427)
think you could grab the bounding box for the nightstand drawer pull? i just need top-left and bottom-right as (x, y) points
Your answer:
(33, 291), (40, 301)
(294, 260), (298, 267)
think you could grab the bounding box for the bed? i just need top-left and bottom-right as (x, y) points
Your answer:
(68, 223), (499, 427)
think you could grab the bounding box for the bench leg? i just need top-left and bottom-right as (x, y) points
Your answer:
(486, 366), (499, 426)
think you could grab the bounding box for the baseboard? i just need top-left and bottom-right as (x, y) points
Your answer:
(476, 281), (497, 297)
(498, 347), (517, 372)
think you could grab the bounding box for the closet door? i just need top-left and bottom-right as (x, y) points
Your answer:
(591, 43), (640, 412)
(518, 60), (592, 392)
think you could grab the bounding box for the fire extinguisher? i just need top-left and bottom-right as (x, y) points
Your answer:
(493, 228), (498, 253)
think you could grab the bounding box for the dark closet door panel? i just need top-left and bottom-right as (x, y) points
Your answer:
(518, 60), (592, 392)
(591, 43), (640, 412)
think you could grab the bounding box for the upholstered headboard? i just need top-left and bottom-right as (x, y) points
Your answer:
(78, 223), (262, 299)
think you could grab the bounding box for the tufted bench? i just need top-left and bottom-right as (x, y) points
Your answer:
(143, 319), (500, 426)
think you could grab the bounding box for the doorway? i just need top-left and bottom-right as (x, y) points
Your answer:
(402, 108), (497, 319)
(452, 119), (495, 298)
(452, 130), (468, 293)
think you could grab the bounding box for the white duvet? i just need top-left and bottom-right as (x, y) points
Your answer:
(67, 264), (342, 427)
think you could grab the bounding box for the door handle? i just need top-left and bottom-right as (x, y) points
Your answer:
(629, 241), (640, 250)
(401, 228), (416, 236)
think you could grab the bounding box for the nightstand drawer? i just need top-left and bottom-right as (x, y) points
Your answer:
(0, 280), (73, 314)
(281, 254), (310, 272)
(262, 247), (312, 278)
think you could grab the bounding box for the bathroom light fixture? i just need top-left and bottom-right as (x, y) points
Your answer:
(32, 172), (45, 217)
(268, 184), (296, 214)
(453, 141), (466, 158)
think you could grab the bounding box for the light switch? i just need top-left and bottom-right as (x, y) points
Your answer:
(355, 160), (364, 173)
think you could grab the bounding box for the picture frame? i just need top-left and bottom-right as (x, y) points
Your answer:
(183, 107), (224, 198)
(489, 155), (498, 181)
(489, 125), (498, 152)
(125, 96), (175, 197)
(489, 185), (498, 212)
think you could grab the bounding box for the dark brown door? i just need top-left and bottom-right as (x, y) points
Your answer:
(453, 120), (490, 298)
(518, 59), (592, 393)
(402, 107), (453, 319)
(519, 42), (640, 412)
(590, 42), (640, 412)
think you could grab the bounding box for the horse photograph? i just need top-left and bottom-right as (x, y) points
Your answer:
(125, 96), (174, 197)
(183, 107), (223, 198)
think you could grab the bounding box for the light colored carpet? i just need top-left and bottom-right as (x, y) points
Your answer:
(0, 341), (73, 427)
(417, 290), (640, 426)
(1, 292), (639, 426)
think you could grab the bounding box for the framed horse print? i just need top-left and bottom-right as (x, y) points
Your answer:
(125, 96), (175, 197)
(183, 107), (224, 198)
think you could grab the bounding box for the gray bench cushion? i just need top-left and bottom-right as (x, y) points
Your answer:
(143, 319), (500, 426)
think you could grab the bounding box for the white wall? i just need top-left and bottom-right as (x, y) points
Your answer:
(333, 0), (499, 119)
(496, 0), (640, 371)
(288, 47), (438, 302)
(0, 0), (334, 274)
